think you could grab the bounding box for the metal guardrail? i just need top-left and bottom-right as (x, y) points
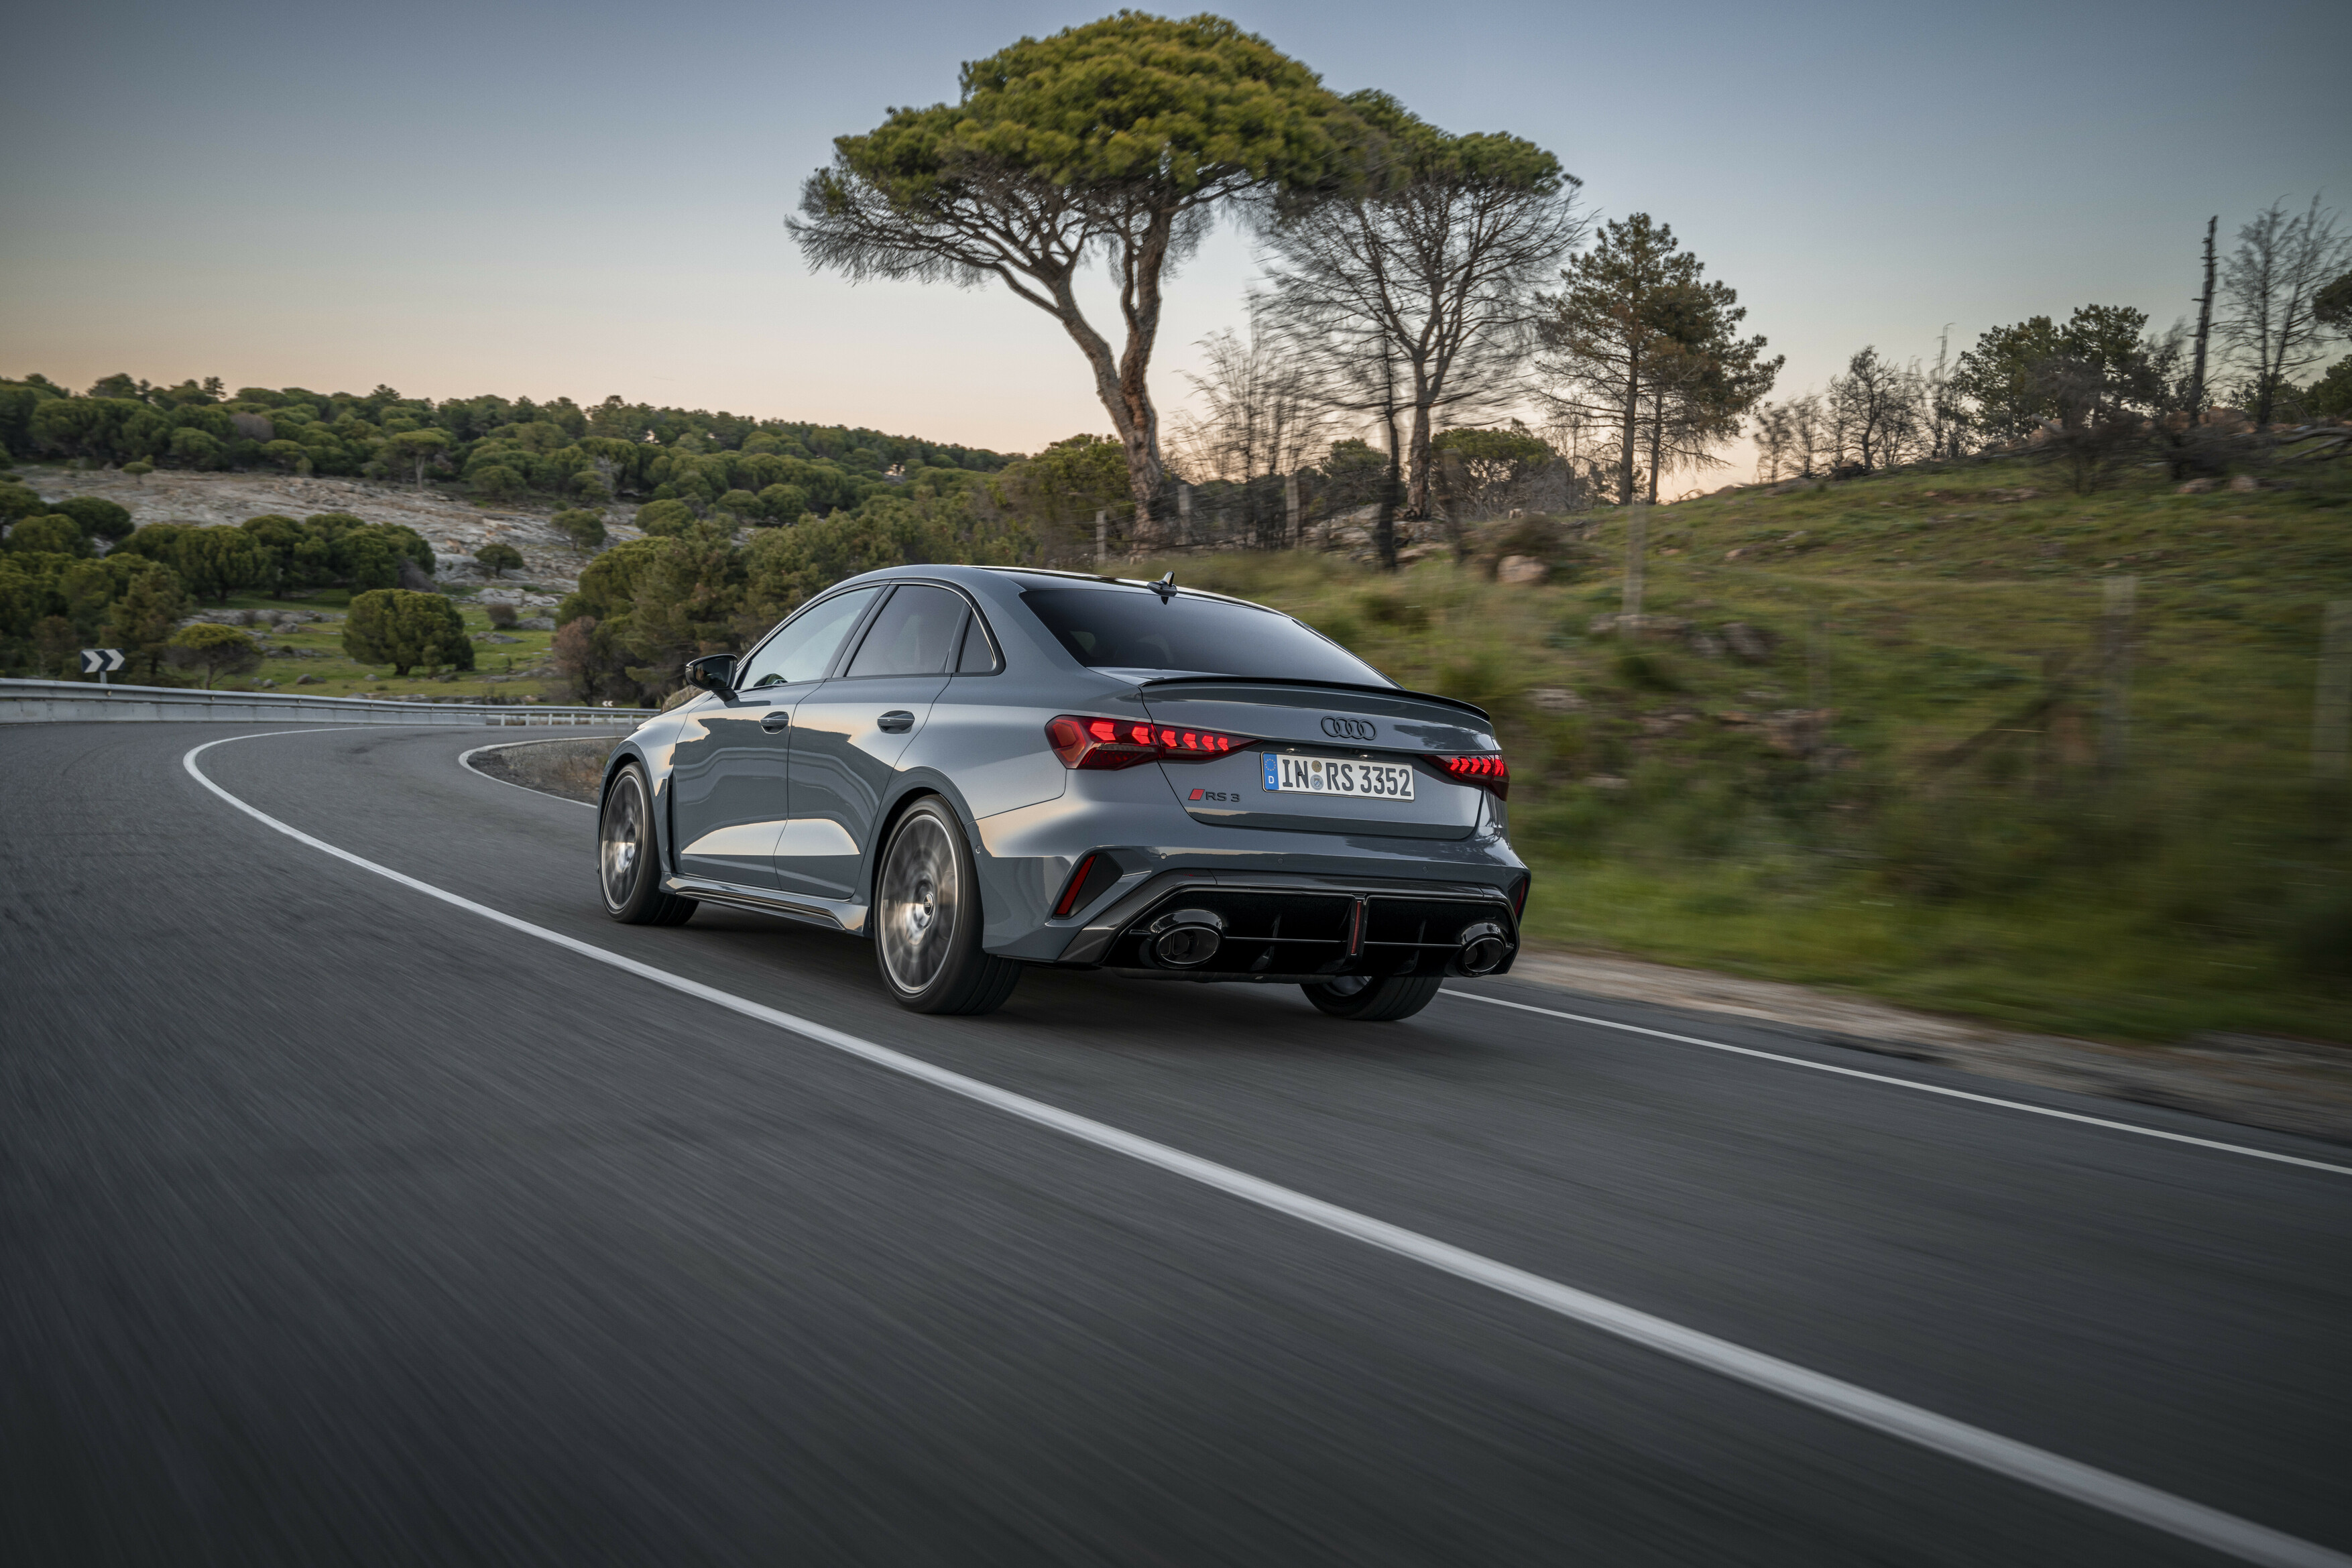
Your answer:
(0, 677), (652, 727)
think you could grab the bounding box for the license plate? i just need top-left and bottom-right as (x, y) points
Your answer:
(1262, 753), (1415, 800)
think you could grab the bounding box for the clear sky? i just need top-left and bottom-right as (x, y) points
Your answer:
(2, 0), (2345, 477)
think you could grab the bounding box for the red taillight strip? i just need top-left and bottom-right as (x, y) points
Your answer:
(1053, 853), (1098, 918)
(1425, 751), (1511, 800)
(1047, 715), (1254, 770)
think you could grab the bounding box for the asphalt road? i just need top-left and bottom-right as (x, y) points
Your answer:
(5, 721), (2348, 1567)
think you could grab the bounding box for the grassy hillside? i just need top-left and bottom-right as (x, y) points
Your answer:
(1162, 455), (2352, 1045)
(182, 585), (566, 701)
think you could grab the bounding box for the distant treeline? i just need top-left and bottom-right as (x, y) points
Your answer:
(0, 467), (449, 678)
(0, 373), (1015, 518)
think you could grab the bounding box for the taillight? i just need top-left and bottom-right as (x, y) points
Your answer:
(1427, 751), (1510, 800)
(1047, 716), (1253, 770)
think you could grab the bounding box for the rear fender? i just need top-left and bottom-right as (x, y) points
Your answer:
(867, 771), (1044, 953)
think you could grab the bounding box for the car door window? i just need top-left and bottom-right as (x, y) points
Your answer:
(844, 585), (965, 678)
(738, 587), (881, 689)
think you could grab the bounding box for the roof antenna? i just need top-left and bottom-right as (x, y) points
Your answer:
(1151, 570), (1177, 603)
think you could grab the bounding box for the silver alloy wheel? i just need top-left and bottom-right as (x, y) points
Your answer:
(879, 811), (957, 995)
(600, 771), (648, 911)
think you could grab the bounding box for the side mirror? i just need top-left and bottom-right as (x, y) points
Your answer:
(684, 653), (738, 697)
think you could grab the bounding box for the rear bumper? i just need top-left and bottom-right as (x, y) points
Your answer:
(965, 764), (1523, 964)
(1047, 867), (1521, 981)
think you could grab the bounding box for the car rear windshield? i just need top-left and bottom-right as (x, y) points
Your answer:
(1020, 587), (1385, 684)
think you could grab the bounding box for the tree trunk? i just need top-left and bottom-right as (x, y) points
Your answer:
(2189, 215), (2217, 423)
(1403, 397), (1434, 520)
(1645, 383), (1665, 505)
(1045, 249), (1168, 540)
(1376, 411), (1401, 572)
(1617, 353), (1642, 506)
(1115, 205), (1176, 529)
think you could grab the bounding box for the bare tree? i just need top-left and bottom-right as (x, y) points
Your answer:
(2221, 194), (2351, 426)
(2188, 216), (2219, 423)
(1167, 299), (1328, 548)
(1824, 347), (1920, 471)
(1262, 91), (1584, 534)
(1925, 326), (1968, 459)
(1753, 394), (1822, 482)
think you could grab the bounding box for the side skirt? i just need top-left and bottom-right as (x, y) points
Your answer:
(662, 874), (870, 936)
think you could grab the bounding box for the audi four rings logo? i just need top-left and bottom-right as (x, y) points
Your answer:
(1319, 715), (1376, 741)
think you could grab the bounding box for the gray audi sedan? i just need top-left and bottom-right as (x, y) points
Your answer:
(596, 564), (1526, 1020)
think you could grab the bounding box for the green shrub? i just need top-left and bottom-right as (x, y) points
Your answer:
(104, 564), (188, 680)
(58, 495), (133, 543)
(166, 623), (261, 688)
(0, 483), (45, 520)
(475, 542), (524, 577)
(471, 465), (524, 501)
(8, 515), (89, 556)
(343, 588), (474, 676)
(634, 498), (697, 536)
(552, 508), (607, 549)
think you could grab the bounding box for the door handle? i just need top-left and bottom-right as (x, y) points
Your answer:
(878, 710), (915, 733)
(760, 711), (790, 732)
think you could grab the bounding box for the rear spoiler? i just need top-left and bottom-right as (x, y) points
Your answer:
(1136, 674), (1492, 726)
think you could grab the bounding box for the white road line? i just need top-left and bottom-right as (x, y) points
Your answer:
(179, 733), (2351, 1568)
(1441, 989), (2352, 1179)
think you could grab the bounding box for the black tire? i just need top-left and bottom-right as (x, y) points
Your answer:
(599, 763), (697, 926)
(874, 797), (1021, 1016)
(1301, 972), (1444, 1022)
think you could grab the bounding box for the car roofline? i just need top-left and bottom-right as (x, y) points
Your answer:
(976, 564), (1266, 611)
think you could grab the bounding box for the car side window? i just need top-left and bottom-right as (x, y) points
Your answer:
(737, 587), (881, 689)
(955, 610), (999, 673)
(844, 585), (965, 678)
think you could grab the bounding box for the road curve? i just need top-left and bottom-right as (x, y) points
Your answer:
(5, 721), (2348, 1567)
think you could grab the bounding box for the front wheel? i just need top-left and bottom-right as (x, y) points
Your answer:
(874, 798), (1021, 1016)
(599, 763), (697, 926)
(1301, 972), (1443, 1022)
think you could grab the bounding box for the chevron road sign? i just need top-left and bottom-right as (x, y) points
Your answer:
(80, 648), (125, 684)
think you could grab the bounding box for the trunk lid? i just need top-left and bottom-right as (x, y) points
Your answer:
(1138, 678), (1496, 840)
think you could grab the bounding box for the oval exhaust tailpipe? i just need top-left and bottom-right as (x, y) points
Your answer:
(1456, 922), (1508, 976)
(1146, 908), (1225, 968)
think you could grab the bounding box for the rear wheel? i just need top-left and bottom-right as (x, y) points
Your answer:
(599, 763), (697, 926)
(1301, 972), (1443, 1022)
(874, 798), (1021, 1016)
